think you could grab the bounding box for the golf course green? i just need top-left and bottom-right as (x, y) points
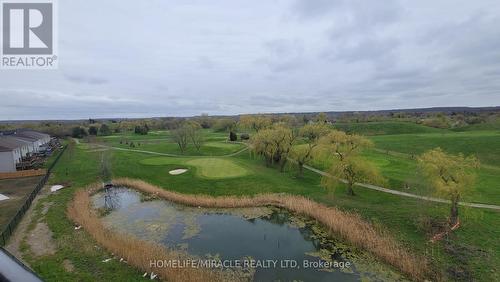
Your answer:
(11, 124), (499, 282)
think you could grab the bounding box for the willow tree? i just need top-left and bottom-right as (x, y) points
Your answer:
(250, 125), (296, 172)
(321, 156), (384, 196)
(418, 148), (479, 226)
(292, 123), (331, 177)
(239, 115), (272, 132)
(319, 131), (383, 195)
(250, 129), (274, 166)
(316, 112), (328, 123)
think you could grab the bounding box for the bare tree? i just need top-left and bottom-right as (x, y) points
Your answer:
(172, 125), (189, 153)
(186, 121), (204, 151)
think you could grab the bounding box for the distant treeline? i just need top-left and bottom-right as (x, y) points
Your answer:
(1, 107), (499, 137)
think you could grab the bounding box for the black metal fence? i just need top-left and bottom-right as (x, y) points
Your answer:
(0, 145), (67, 246)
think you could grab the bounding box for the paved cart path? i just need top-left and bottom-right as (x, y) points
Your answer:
(101, 144), (249, 158)
(302, 164), (500, 211)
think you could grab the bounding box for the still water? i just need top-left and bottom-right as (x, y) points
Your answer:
(92, 187), (403, 281)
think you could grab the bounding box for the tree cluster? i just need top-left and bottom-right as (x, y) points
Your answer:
(134, 124), (149, 135)
(71, 126), (88, 138)
(239, 115), (273, 132)
(171, 121), (204, 153)
(250, 124), (296, 172)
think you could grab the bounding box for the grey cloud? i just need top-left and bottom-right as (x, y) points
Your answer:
(291, 0), (341, 19)
(65, 74), (109, 85)
(293, 0), (401, 36)
(259, 39), (305, 72)
(198, 56), (215, 69)
(325, 37), (399, 64)
(1, 0), (499, 120)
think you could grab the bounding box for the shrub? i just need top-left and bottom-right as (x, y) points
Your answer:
(229, 131), (237, 141)
(134, 125), (149, 135)
(99, 124), (112, 136)
(240, 133), (250, 140)
(71, 126), (88, 138)
(88, 126), (98, 135)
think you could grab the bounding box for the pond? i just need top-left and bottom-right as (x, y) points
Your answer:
(92, 187), (404, 282)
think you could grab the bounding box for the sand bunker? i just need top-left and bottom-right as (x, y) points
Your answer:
(50, 185), (65, 192)
(0, 193), (10, 201)
(169, 169), (188, 175)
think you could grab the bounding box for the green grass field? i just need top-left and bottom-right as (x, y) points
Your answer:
(141, 157), (250, 179)
(334, 121), (444, 135)
(185, 158), (249, 179)
(97, 130), (244, 156)
(13, 127), (500, 282)
(369, 131), (500, 166)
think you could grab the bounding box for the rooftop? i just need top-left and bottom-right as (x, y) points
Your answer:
(0, 136), (29, 150)
(0, 130), (50, 150)
(0, 145), (12, 152)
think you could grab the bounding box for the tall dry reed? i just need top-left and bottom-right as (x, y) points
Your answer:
(67, 184), (245, 282)
(69, 178), (430, 281)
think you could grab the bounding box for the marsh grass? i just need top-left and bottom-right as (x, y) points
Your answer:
(67, 184), (246, 282)
(104, 178), (429, 280)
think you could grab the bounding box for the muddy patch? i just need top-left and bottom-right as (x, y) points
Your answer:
(27, 222), (57, 256)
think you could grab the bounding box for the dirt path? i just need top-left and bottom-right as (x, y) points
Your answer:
(4, 184), (51, 266)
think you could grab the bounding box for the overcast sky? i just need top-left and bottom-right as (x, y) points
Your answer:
(1, 0), (500, 120)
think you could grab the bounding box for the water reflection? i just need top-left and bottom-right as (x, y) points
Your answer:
(92, 187), (404, 282)
(103, 187), (121, 211)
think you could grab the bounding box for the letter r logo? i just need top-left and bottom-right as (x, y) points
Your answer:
(2, 2), (53, 55)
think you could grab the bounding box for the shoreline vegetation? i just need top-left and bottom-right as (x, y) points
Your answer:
(67, 183), (244, 282)
(68, 178), (430, 281)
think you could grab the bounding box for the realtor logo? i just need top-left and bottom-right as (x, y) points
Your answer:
(1, 0), (58, 69)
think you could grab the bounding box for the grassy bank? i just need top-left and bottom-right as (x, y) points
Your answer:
(68, 183), (242, 282)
